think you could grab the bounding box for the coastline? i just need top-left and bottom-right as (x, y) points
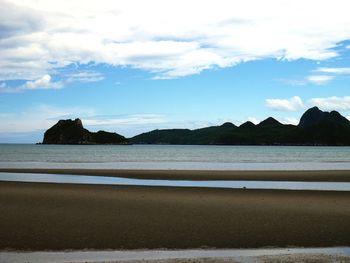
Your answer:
(1, 181), (350, 250)
(1, 168), (350, 181)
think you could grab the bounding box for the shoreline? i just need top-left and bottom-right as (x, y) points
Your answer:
(1, 168), (350, 181)
(1, 181), (350, 250)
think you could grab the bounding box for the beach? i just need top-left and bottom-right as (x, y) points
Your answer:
(1, 177), (350, 250)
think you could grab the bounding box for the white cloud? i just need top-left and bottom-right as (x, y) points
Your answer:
(306, 75), (334, 85)
(309, 96), (350, 111)
(0, 74), (62, 93)
(315, 67), (350, 74)
(1, 0), (350, 80)
(265, 96), (304, 111)
(66, 71), (104, 83)
(281, 68), (348, 86)
(0, 71), (105, 93)
(23, 74), (62, 90)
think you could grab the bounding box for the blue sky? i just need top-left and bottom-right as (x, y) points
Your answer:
(1, 0), (350, 142)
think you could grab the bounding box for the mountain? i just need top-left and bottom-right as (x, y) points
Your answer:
(299, 106), (349, 128)
(257, 117), (282, 127)
(43, 118), (128, 144)
(42, 107), (350, 145)
(131, 107), (350, 146)
(239, 121), (255, 129)
(297, 107), (350, 145)
(130, 116), (299, 145)
(130, 123), (237, 145)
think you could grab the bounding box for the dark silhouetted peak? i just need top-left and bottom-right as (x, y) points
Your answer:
(258, 117), (282, 127)
(298, 107), (322, 128)
(221, 122), (236, 128)
(43, 119), (127, 145)
(52, 119), (84, 129)
(330, 110), (346, 120)
(74, 118), (83, 127)
(43, 119), (90, 144)
(308, 106), (321, 112)
(239, 121), (255, 129)
(92, 130), (127, 144)
(299, 107), (349, 128)
(55, 118), (83, 128)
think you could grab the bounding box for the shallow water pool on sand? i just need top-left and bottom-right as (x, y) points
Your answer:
(1, 172), (350, 191)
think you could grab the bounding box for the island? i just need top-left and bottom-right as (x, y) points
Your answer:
(43, 118), (128, 144)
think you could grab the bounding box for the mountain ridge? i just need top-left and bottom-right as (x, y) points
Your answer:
(42, 107), (350, 145)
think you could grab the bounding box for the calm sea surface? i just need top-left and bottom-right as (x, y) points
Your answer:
(1, 144), (350, 170)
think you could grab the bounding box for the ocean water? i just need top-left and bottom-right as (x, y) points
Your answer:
(1, 144), (350, 170)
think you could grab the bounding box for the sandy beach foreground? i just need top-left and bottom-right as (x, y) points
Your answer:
(1, 180), (350, 250)
(1, 168), (350, 181)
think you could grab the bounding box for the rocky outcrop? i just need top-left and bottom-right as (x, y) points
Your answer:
(43, 118), (128, 144)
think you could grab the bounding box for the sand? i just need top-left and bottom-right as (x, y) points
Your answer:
(112, 254), (350, 263)
(1, 168), (350, 181)
(0, 181), (350, 250)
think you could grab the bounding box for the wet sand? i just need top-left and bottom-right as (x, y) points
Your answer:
(127, 254), (350, 263)
(0, 181), (350, 250)
(1, 168), (350, 181)
(91, 254), (350, 263)
(2, 248), (350, 263)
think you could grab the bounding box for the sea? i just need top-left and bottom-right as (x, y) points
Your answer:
(1, 144), (350, 170)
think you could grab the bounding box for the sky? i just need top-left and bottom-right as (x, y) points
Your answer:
(1, 0), (350, 143)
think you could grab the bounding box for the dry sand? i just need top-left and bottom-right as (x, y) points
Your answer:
(1, 168), (350, 181)
(0, 181), (350, 250)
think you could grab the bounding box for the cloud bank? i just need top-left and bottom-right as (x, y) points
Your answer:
(265, 96), (304, 111)
(266, 95), (350, 112)
(309, 96), (350, 111)
(316, 67), (350, 74)
(306, 75), (334, 85)
(1, 0), (350, 81)
(0, 74), (63, 93)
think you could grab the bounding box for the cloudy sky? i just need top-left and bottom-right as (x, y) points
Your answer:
(1, 0), (350, 142)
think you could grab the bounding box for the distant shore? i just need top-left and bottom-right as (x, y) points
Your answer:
(1, 168), (350, 181)
(0, 181), (350, 250)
